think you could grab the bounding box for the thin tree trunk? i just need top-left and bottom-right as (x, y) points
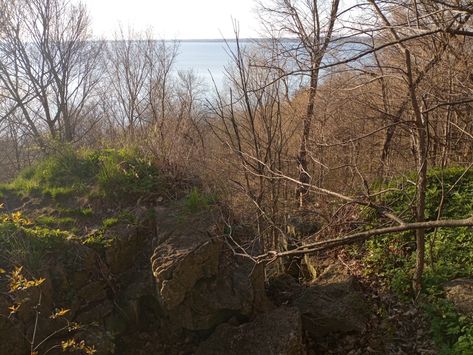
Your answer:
(297, 66), (319, 207)
(405, 49), (428, 295)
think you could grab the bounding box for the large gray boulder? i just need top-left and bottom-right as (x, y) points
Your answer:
(151, 209), (267, 331)
(293, 264), (371, 338)
(152, 231), (222, 312)
(195, 306), (305, 355)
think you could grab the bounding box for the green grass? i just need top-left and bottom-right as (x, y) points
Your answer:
(364, 167), (473, 353)
(96, 148), (163, 202)
(0, 147), (168, 271)
(36, 215), (75, 228)
(183, 187), (215, 213)
(0, 213), (74, 271)
(4, 148), (98, 195)
(82, 229), (113, 248)
(102, 210), (136, 229)
(1, 147), (164, 203)
(57, 207), (94, 217)
(102, 217), (119, 228)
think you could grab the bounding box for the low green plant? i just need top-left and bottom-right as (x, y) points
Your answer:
(0, 212), (73, 270)
(58, 207), (94, 217)
(422, 293), (473, 354)
(184, 187), (215, 213)
(102, 217), (119, 228)
(3, 148), (165, 205)
(36, 215), (75, 227)
(79, 207), (94, 217)
(96, 148), (162, 201)
(364, 167), (473, 352)
(4, 148), (97, 198)
(82, 229), (112, 248)
(0, 267), (96, 354)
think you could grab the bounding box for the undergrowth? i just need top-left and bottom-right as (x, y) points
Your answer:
(0, 211), (74, 271)
(0, 147), (194, 353)
(0, 147), (164, 204)
(183, 187), (215, 214)
(0, 147), (168, 271)
(364, 167), (473, 353)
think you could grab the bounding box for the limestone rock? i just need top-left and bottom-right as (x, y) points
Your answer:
(83, 279), (108, 297)
(293, 264), (370, 338)
(151, 228), (266, 330)
(444, 278), (473, 317)
(169, 250), (266, 330)
(195, 306), (305, 355)
(105, 224), (141, 275)
(152, 231), (222, 310)
(76, 300), (114, 324)
(150, 206), (268, 331)
(267, 273), (303, 306)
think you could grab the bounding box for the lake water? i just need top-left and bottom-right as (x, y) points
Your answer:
(173, 39), (368, 89)
(174, 41), (235, 88)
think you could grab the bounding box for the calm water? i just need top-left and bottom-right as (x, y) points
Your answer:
(174, 41), (237, 88)
(173, 39), (368, 89)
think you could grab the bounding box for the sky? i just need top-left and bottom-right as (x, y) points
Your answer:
(81, 0), (261, 39)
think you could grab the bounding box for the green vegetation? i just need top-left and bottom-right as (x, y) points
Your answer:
(365, 167), (473, 353)
(0, 148), (166, 271)
(96, 148), (163, 201)
(36, 215), (75, 228)
(58, 207), (94, 217)
(184, 187), (215, 214)
(4, 148), (96, 198)
(0, 212), (73, 271)
(82, 229), (113, 248)
(102, 217), (120, 228)
(1, 148), (164, 203)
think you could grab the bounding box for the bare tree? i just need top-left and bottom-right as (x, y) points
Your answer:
(0, 0), (103, 146)
(215, 0), (473, 293)
(102, 29), (208, 177)
(208, 34), (300, 265)
(361, 0), (473, 293)
(104, 28), (154, 136)
(258, 0), (341, 207)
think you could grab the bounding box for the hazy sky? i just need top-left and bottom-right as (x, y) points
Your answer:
(82, 0), (260, 39)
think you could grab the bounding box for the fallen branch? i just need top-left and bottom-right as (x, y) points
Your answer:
(238, 151), (406, 226)
(255, 217), (473, 262)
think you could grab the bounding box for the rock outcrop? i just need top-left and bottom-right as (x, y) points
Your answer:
(0, 296), (28, 355)
(444, 278), (473, 317)
(195, 306), (305, 355)
(151, 209), (267, 331)
(0, 181), (377, 355)
(292, 264), (371, 338)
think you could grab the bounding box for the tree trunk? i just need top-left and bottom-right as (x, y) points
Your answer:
(297, 66), (319, 207)
(405, 49), (428, 296)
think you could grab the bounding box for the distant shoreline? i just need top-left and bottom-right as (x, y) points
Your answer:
(104, 37), (370, 44)
(103, 38), (276, 43)
(176, 38), (267, 43)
